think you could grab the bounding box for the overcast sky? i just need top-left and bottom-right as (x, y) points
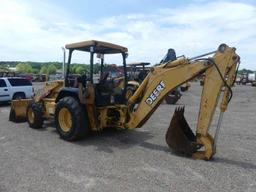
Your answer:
(0, 0), (255, 69)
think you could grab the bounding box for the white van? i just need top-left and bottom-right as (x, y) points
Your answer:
(0, 77), (34, 102)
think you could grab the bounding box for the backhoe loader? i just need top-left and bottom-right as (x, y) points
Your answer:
(10, 40), (240, 160)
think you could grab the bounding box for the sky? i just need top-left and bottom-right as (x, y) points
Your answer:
(0, 0), (255, 69)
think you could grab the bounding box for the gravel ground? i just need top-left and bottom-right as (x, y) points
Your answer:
(0, 82), (255, 192)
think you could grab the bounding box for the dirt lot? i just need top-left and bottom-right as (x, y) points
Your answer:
(0, 83), (255, 192)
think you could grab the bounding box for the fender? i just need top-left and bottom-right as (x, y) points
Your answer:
(55, 87), (79, 103)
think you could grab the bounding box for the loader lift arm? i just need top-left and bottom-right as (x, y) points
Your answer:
(126, 44), (240, 160)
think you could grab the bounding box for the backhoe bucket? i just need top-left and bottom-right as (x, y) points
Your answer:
(9, 99), (32, 122)
(166, 107), (198, 155)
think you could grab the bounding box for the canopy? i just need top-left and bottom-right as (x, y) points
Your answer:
(65, 40), (128, 54)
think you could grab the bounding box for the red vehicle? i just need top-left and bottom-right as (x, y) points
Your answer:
(18, 74), (33, 82)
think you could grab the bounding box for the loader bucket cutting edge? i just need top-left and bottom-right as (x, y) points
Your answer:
(165, 106), (200, 155)
(9, 99), (32, 122)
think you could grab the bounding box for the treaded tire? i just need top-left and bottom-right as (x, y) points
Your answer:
(55, 96), (89, 141)
(26, 102), (44, 129)
(180, 86), (188, 92)
(165, 90), (181, 104)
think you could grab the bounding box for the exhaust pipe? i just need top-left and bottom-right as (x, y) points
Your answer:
(61, 47), (66, 79)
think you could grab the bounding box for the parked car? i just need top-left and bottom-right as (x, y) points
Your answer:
(0, 77), (34, 102)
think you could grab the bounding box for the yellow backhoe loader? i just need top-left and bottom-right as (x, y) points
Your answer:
(10, 40), (240, 160)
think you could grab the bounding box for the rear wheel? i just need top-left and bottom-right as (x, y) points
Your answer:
(55, 96), (89, 141)
(180, 86), (188, 92)
(26, 103), (44, 129)
(165, 90), (181, 104)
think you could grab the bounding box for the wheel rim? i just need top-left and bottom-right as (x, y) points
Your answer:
(27, 108), (35, 124)
(126, 89), (133, 99)
(58, 107), (72, 132)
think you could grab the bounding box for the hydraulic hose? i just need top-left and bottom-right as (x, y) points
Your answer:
(194, 58), (233, 103)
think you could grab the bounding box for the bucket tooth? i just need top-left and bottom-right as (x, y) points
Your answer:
(166, 106), (198, 155)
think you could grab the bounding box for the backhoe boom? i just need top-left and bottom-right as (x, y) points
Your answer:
(127, 44), (239, 160)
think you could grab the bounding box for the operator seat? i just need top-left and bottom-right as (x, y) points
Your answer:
(95, 72), (112, 106)
(160, 48), (177, 63)
(95, 72), (126, 106)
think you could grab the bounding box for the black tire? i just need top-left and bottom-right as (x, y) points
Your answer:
(180, 86), (188, 92)
(13, 92), (25, 100)
(55, 96), (89, 141)
(165, 90), (181, 104)
(26, 102), (44, 129)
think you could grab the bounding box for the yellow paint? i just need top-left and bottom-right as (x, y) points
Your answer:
(58, 107), (72, 132)
(10, 80), (64, 120)
(125, 44), (239, 160)
(27, 107), (35, 124)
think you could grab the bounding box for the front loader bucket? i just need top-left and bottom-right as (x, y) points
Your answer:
(9, 99), (32, 122)
(166, 107), (199, 155)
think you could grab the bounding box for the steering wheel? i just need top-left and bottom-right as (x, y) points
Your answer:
(99, 72), (109, 84)
(77, 74), (87, 87)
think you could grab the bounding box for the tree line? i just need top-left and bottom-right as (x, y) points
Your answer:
(0, 61), (254, 75)
(0, 61), (102, 75)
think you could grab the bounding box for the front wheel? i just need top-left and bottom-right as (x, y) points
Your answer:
(27, 102), (44, 129)
(55, 97), (89, 141)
